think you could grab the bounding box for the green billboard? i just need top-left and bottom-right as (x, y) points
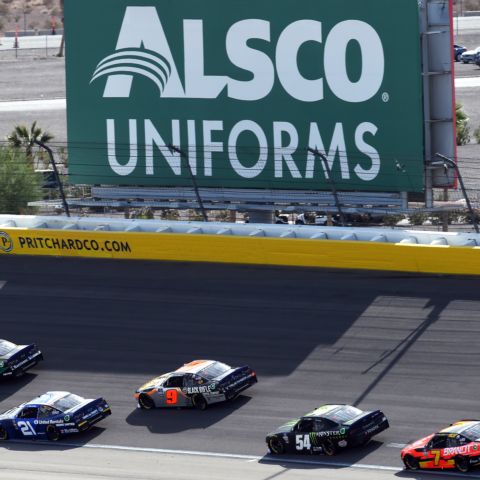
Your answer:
(65, 0), (424, 191)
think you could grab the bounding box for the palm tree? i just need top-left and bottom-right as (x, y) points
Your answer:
(456, 103), (470, 146)
(6, 121), (54, 166)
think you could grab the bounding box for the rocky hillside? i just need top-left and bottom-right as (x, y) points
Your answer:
(0, 0), (62, 34)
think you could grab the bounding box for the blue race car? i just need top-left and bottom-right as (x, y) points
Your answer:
(0, 339), (43, 378)
(0, 391), (111, 441)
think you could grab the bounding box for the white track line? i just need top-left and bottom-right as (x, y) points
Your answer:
(455, 76), (480, 89)
(0, 98), (66, 112)
(9, 440), (398, 472)
(0, 281), (6, 290)
(10, 440), (480, 477)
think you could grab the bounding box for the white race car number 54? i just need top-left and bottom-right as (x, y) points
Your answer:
(17, 421), (36, 436)
(295, 434), (311, 450)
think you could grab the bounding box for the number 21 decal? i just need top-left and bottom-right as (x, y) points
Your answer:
(17, 421), (36, 436)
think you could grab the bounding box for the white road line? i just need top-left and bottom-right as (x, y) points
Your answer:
(455, 76), (480, 89)
(10, 440), (399, 472)
(0, 98), (66, 112)
(0, 281), (6, 290)
(10, 440), (480, 478)
(386, 443), (406, 448)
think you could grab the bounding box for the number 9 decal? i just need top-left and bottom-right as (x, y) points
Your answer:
(166, 389), (178, 404)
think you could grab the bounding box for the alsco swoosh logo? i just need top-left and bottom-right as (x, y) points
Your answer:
(90, 48), (172, 96)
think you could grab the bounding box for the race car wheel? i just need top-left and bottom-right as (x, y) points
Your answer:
(0, 426), (8, 441)
(268, 436), (286, 455)
(138, 394), (155, 410)
(46, 425), (60, 442)
(13, 368), (25, 379)
(403, 455), (420, 470)
(192, 394), (207, 411)
(455, 456), (471, 473)
(322, 439), (338, 456)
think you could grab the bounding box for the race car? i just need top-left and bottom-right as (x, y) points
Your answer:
(266, 404), (389, 455)
(401, 420), (480, 473)
(0, 391), (111, 441)
(0, 338), (43, 378)
(134, 359), (257, 410)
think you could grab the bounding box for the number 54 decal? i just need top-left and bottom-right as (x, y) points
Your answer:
(296, 434), (311, 450)
(17, 421), (36, 436)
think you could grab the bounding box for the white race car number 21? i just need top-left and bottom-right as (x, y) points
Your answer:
(17, 420), (36, 436)
(295, 434), (311, 450)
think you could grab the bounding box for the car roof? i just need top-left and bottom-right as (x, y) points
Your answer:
(304, 404), (343, 418)
(175, 360), (216, 374)
(439, 421), (480, 435)
(25, 391), (72, 408)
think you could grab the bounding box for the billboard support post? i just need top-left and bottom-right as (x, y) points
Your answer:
(34, 140), (70, 218)
(433, 153), (479, 233)
(307, 147), (346, 226)
(168, 144), (208, 222)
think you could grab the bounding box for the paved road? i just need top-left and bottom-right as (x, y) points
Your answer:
(1, 256), (480, 476)
(2, 442), (477, 480)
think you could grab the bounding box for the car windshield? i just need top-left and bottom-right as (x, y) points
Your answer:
(324, 406), (363, 423)
(462, 424), (480, 441)
(0, 340), (16, 356)
(52, 394), (84, 412)
(198, 361), (231, 380)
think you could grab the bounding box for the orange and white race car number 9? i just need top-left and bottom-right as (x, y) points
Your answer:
(166, 389), (178, 404)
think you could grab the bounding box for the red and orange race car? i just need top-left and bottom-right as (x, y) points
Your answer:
(401, 420), (480, 473)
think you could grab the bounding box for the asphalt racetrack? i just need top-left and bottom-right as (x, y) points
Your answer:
(1, 256), (480, 478)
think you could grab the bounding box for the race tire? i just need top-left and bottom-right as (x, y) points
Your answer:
(403, 455), (420, 470)
(46, 425), (60, 442)
(0, 425), (8, 441)
(138, 394), (155, 410)
(268, 436), (286, 455)
(322, 439), (338, 456)
(192, 394), (207, 411)
(13, 368), (25, 379)
(455, 456), (471, 473)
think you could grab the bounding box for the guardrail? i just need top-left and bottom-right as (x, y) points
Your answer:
(0, 215), (479, 275)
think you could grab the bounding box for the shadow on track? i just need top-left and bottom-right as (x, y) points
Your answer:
(0, 426), (106, 451)
(125, 395), (251, 434)
(258, 439), (384, 469)
(0, 373), (37, 403)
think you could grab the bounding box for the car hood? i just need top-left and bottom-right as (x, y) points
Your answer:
(0, 407), (20, 420)
(464, 50), (478, 55)
(267, 419), (298, 436)
(138, 376), (164, 391)
(403, 433), (434, 451)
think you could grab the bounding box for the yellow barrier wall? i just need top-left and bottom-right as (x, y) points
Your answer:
(0, 227), (479, 275)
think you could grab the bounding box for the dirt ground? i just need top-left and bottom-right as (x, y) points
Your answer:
(0, 0), (62, 34)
